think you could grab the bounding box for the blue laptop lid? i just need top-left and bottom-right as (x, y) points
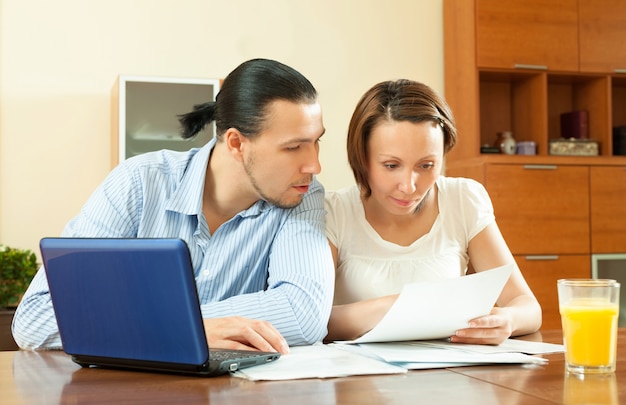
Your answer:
(40, 238), (210, 366)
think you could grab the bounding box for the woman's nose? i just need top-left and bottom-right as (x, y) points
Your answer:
(398, 172), (417, 194)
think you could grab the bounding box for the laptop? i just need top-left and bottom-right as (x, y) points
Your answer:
(40, 237), (281, 377)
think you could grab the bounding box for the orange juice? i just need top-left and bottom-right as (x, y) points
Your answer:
(560, 300), (619, 369)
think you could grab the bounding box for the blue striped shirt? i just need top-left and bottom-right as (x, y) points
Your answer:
(12, 138), (335, 350)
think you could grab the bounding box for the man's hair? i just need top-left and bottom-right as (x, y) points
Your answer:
(346, 79), (457, 198)
(178, 58), (318, 140)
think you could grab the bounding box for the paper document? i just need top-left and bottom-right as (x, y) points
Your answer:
(351, 342), (548, 368)
(411, 338), (564, 355)
(339, 264), (514, 344)
(232, 344), (406, 381)
(231, 337), (563, 380)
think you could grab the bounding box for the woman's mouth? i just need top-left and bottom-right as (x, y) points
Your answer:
(391, 197), (414, 207)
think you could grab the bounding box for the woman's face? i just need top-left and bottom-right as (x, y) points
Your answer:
(365, 120), (444, 216)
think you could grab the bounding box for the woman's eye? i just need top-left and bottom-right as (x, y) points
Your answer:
(384, 164), (398, 169)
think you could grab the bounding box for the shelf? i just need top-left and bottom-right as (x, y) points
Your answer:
(446, 0), (626, 162)
(477, 69), (622, 157)
(547, 73), (610, 155)
(447, 153), (626, 168)
(478, 69), (546, 154)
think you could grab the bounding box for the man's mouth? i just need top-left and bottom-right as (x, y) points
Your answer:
(294, 185), (310, 194)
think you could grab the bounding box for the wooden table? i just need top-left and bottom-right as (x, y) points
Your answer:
(2, 329), (624, 404)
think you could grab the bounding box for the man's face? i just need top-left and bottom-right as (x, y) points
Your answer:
(242, 100), (325, 209)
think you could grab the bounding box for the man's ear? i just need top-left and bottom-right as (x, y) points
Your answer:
(223, 128), (246, 163)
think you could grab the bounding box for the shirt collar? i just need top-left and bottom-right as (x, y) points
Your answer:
(165, 138), (215, 216)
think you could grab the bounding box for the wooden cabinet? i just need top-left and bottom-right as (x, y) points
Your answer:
(455, 161), (626, 330)
(445, 0), (626, 160)
(453, 161), (624, 330)
(484, 164), (589, 255)
(477, 0), (626, 73)
(579, 0), (626, 73)
(476, 0), (579, 71)
(517, 255), (589, 329)
(444, 0), (626, 330)
(590, 166), (626, 252)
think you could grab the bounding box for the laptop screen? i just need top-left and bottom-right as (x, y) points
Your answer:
(41, 238), (210, 365)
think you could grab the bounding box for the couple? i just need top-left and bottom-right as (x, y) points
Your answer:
(12, 58), (541, 353)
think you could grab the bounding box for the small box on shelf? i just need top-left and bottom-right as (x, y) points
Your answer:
(480, 145), (501, 154)
(549, 138), (599, 156)
(560, 110), (589, 139)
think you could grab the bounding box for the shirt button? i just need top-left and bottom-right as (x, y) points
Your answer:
(203, 269), (210, 277)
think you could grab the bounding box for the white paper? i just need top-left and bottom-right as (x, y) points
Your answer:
(354, 342), (548, 366)
(411, 338), (564, 355)
(230, 336), (561, 380)
(339, 264), (514, 344)
(231, 344), (406, 381)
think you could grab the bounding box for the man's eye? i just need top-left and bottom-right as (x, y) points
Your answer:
(286, 145), (301, 151)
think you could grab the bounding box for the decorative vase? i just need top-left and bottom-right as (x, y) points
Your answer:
(494, 131), (517, 154)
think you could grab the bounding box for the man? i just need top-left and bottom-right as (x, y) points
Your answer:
(12, 59), (334, 354)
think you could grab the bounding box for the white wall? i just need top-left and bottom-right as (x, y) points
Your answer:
(0, 0), (443, 255)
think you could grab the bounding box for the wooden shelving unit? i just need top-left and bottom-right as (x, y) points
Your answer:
(443, 0), (626, 329)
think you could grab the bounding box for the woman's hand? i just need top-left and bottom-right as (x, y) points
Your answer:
(449, 307), (513, 345)
(203, 316), (289, 354)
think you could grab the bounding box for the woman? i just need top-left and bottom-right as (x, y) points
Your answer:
(325, 79), (541, 345)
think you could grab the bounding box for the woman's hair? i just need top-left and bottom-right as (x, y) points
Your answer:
(346, 79), (457, 198)
(178, 58), (318, 140)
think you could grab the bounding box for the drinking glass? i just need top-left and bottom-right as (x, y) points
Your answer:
(557, 279), (620, 374)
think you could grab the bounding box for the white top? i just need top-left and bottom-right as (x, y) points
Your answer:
(324, 176), (495, 305)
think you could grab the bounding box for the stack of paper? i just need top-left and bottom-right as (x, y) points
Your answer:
(233, 339), (563, 381)
(343, 338), (563, 370)
(233, 344), (406, 381)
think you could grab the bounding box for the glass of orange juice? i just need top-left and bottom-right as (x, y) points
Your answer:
(557, 279), (620, 374)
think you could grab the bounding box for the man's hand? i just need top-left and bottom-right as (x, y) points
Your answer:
(203, 316), (289, 354)
(449, 307), (513, 345)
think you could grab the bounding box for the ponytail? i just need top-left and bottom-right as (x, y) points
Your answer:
(178, 102), (217, 139)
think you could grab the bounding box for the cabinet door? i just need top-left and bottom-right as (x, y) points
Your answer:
(485, 164), (589, 255)
(590, 166), (626, 252)
(517, 254), (590, 330)
(476, 0), (579, 71)
(579, 0), (626, 73)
